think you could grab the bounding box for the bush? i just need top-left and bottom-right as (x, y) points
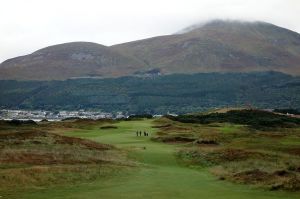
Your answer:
(168, 109), (300, 129)
(7, 119), (37, 126)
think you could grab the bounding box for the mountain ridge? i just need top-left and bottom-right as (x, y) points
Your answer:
(112, 20), (300, 76)
(0, 42), (147, 80)
(1, 20), (300, 80)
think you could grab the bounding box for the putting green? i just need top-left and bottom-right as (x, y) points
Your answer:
(19, 120), (299, 199)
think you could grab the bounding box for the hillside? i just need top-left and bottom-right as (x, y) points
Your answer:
(113, 20), (300, 75)
(0, 42), (146, 80)
(1, 20), (300, 80)
(1, 72), (300, 113)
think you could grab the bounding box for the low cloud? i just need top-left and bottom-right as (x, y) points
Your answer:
(0, 0), (299, 62)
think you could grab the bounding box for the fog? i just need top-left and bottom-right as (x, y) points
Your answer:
(0, 0), (299, 62)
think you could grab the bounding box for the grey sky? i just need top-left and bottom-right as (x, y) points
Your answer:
(0, 0), (299, 63)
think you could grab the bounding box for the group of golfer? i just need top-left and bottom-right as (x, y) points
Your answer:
(136, 131), (149, 136)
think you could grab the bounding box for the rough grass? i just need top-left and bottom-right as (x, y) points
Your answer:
(3, 119), (300, 199)
(0, 120), (133, 192)
(154, 117), (300, 191)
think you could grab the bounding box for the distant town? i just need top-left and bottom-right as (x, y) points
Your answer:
(0, 109), (167, 121)
(0, 109), (124, 121)
(1, 108), (299, 122)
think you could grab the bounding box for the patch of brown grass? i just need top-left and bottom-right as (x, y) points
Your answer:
(285, 148), (300, 156)
(52, 133), (112, 150)
(226, 168), (300, 191)
(0, 123), (133, 191)
(152, 136), (196, 143)
(0, 164), (130, 190)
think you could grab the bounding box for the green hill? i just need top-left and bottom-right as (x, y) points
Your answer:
(0, 72), (299, 113)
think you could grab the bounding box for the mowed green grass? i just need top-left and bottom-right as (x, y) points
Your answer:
(16, 119), (300, 199)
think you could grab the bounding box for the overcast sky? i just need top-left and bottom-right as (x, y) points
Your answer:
(0, 0), (299, 63)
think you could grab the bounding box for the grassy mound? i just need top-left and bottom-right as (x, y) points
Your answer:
(0, 120), (132, 191)
(166, 109), (300, 129)
(153, 117), (300, 191)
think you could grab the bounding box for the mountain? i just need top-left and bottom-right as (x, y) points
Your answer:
(112, 20), (300, 75)
(1, 20), (300, 80)
(0, 42), (146, 80)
